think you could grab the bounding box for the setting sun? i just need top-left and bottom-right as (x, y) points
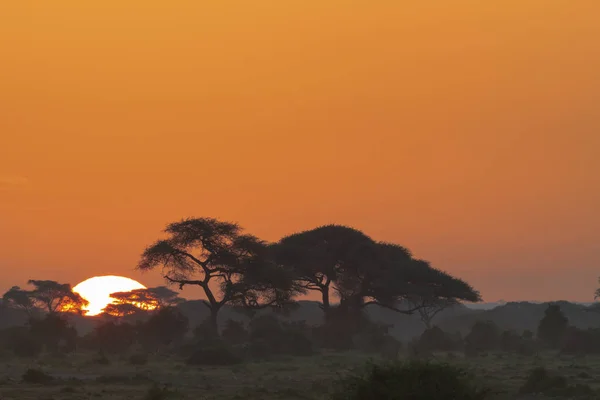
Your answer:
(73, 275), (147, 316)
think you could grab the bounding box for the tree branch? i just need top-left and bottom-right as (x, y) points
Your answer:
(164, 275), (206, 290)
(362, 300), (423, 315)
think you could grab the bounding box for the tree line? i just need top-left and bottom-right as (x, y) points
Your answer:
(1, 218), (482, 331)
(136, 217), (481, 333)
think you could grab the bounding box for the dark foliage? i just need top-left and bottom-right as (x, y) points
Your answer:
(537, 304), (569, 349)
(129, 353), (149, 365)
(29, 313), (77, 353)
(22, 368), (54, 384)
(417, 326), (462, 353)
(186, 341), (242, 366)
(247, 315), (314, 357)
(193, 317), (221, 344)
(221, 319), (248, 345)
(499, 330), (536, 355)
(519, 367), (594, 397)
(0, 326), (42, 358)
(140, 307), (189, 349)
(561, 327), (600, 355)
(330, 360), (489, 400)
(143, 384), (179, 400)
(82, 321), (137, 354)
(138, 217), (303, 334)
(464, 321), (500, 357)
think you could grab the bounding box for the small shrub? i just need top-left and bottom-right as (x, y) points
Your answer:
(518, 367), (579, 396)
(143, 383), (178, 400)
(418, 327), (462, 353)
(22, 368), (54, 384)
(186, 343), (242, 366)
(1, 327), (42, 358)
(221, 319), (248, 345)
(464, 321), (500, 357)
(330, 360), (489, 400)
(246, 338), (274, 360)
(129, 353), (149, 366)
(92, 350), (111, 365)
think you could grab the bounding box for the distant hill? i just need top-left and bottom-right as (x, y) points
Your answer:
(437, 301), (600, 335)
(3, 299), (599, 341)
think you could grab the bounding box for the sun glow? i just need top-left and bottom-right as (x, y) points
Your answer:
(73, 275), (147, 316)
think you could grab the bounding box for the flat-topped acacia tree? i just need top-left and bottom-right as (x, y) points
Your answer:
(272, 225), (378, 318)
(2, 280), (88, 316)
(137, 217), (302, 334)
(274, 227), (482, 328)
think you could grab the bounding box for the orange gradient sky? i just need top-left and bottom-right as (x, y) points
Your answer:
(1, 1), (599, 302)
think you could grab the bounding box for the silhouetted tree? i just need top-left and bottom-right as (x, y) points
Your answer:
(0, 326), (42, 358)
(418, 326), (462, 353)
(221, 319), (248, 345)
(102, 302), (143, 318)
(103, 286), (184, 316)
(464, 320), (501, 356)
(3, 281), (87, 316)
(273, 225), (377, 317)
(364, 247), (481, 316)
(405, 270), (481, 329)
(29, 313), (77, 353)
(83, 321), (137, 354)
(2, 286), (38, 317)
(138, 217), (303, 334)
(140, 307), (189, 349)
(537, 304), (568, 349)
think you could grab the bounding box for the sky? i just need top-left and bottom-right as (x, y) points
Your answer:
(1, 1), (599, 303)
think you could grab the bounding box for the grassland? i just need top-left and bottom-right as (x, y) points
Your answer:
(0, 351), (599, 400)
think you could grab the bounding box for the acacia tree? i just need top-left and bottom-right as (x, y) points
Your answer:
(137, 217), (303, 333)
(104, 286), (184, 316)
(27, 280), (88, 315)
(2, 281), (88, 316)
(275, 228), (481, 331)
(2, 286), (38, 317)
(402, 262), (481, 328)
(273, 225), (377, 318)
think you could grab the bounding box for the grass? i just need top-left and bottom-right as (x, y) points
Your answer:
(1, 351), (599, 399)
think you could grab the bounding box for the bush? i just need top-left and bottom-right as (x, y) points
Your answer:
(22, 368), (54, 384)
(84, 321), (137, 354)
(29, 314), (77, 353)
(246, 315), (315, 358)
(140, 307), (189, 349)
(417, 327), (462, 353)
(92, 350), (111, 365)
(129, 353), (149, 365)
(330, 360), (489, 400)
(537, 304), (568, 349)
(464, 321), (500, 357)
(186, 342), (242, 366)
(221, 319), (248, 345)
(519, 367), (594, 397)
(7, 328), (43, 358)
(561, 327), (600, 355)
(143, 383), (178, 400)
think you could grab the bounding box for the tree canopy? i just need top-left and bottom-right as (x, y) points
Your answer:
(273, 226), (481, 320)
(137, 217), (304, 331)
(2, 280), (88, 316)
(103, 286), (184, 316)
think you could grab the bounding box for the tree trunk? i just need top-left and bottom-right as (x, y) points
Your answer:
(209, 307), (220, 336)
(423, 318), (432, 330)
(321, 289), (331, 320)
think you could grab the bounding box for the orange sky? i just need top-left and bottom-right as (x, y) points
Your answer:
(1, 1), (599, 303)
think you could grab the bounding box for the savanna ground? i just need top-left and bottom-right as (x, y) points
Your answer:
(1, 351), (599, 400)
